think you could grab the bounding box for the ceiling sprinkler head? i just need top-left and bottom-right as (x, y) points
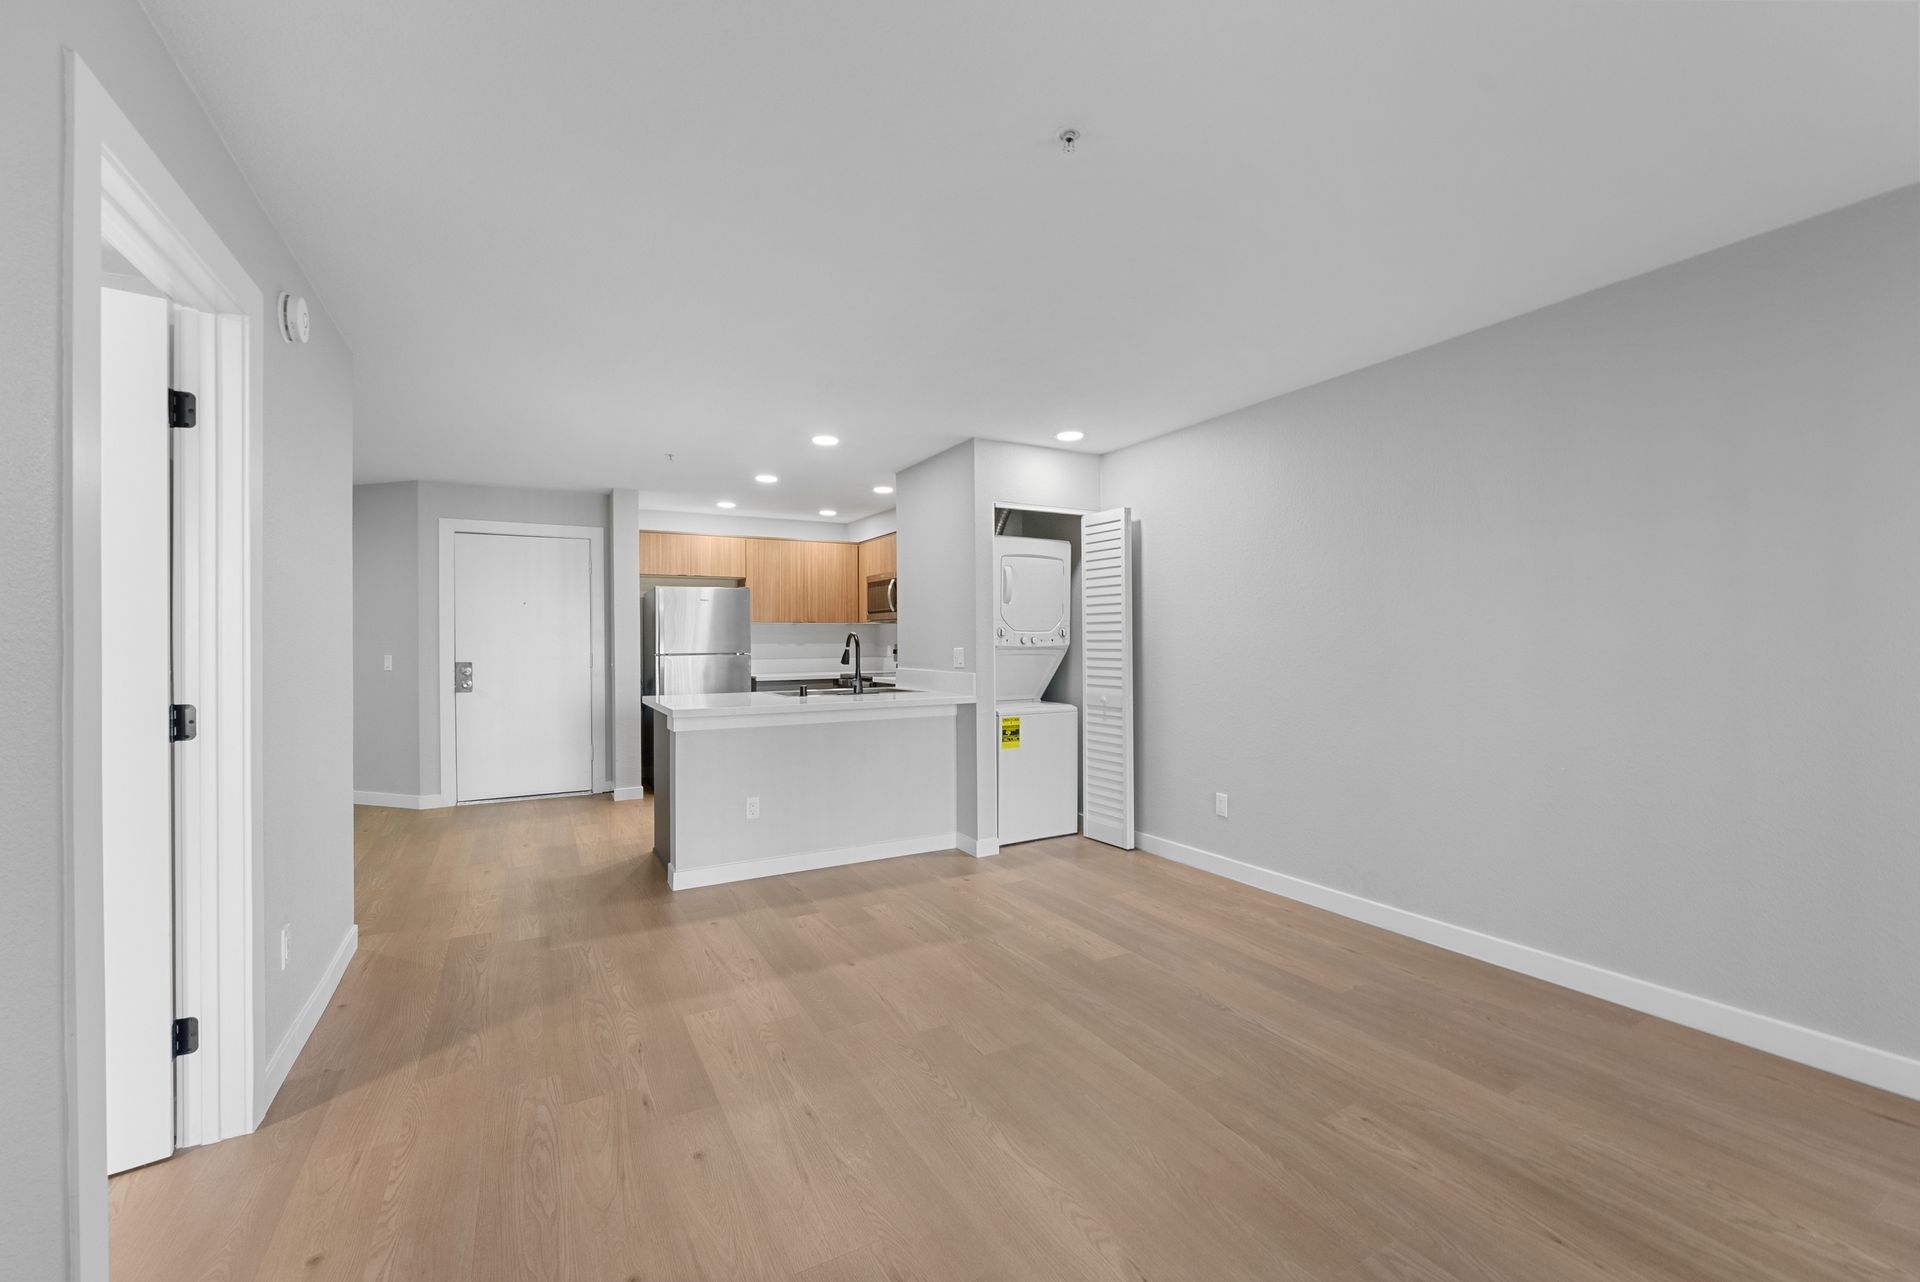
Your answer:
(1058, 128), (1079, 154)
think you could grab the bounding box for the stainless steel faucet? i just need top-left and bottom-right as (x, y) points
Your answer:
(841, 632), (866, 693)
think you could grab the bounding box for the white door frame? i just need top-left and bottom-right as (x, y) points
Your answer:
(981, 500), (1096, 855)
(65, 51), (267, 1280)
(437, 519), (608, 804)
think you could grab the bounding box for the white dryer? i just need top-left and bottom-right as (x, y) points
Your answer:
(994, 536), (1071, 700)
(993, 537), (1078, 844)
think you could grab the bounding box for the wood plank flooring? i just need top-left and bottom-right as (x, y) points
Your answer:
(110, 796), (1920, 1280)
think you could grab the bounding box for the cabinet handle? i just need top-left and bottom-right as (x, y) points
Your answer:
(887, 578), (896, 612)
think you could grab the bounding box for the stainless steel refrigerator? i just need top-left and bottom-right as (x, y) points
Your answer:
(641, 586), (752, 786)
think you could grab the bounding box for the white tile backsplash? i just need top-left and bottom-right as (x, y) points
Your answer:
(751, 622), (897, 670)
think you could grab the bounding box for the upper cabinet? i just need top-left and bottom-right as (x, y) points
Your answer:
(856, 533), (896, 621)
(640, 528), (895, 624)
(745, 538), (857, 623)
(640, 531), (746, 578)
(857, 532), (896, 583)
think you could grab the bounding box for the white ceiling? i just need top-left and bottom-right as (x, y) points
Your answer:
(141, 0), (1916, 522)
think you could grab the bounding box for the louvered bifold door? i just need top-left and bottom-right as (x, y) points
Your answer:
(1079, 508), (1135, 848)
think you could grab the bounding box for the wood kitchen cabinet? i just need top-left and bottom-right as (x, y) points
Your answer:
(639, 531), (746, 578)
(857, 532), (896, 581)
(744, 538), (858, 623)
(857, 532), (896, 620)
(643, 528), (891, 623)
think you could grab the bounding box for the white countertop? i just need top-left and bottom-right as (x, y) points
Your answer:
(644, 687), (971, 726)
(750, 662), (897, 682)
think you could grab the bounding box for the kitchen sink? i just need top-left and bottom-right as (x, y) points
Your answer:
(768, 687), (903, 699)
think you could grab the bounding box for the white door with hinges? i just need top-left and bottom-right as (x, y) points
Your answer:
(101, 286), (178, 1173)
(452, 531), (595, 802)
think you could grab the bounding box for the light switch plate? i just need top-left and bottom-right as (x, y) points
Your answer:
(745, 796), (760, 819)
(953, 647), (965, 668)
(383, 654), (393, 671)
(1214, 792), (1229, 818)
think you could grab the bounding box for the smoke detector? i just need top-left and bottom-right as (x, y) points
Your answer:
(277, 291), (310, 344)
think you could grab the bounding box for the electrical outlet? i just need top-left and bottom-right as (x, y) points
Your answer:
(279, 924), (291, 970)
(953, 646), (965, 668)
(1214, 792), (1229, 819)
(745, 796), (760, 819)
(383, 653), (393, 671)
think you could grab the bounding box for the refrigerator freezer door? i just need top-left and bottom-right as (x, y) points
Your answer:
(652, 586), (752, 656)
(654, 652), (752, 696)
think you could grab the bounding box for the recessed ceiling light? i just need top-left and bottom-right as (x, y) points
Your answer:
(872, 485), (894, 495)
(1055, 430), (1085, 442)
(716, 500), (736, 509)
(811, 434), (839, 446)
(754, 473), (778, 484)
(819, 509), (838, 517)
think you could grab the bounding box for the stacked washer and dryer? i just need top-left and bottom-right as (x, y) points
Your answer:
(994, 536), (1079, 844)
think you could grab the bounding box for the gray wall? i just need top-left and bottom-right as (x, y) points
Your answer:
(610, 490), (642, 796)
(2, 0), (356, 1272)
(896, 441), (979, 833)
(896, 441), (977, 681)
(353, 483), (419, 795)
(1101, 187), (1920, 1060)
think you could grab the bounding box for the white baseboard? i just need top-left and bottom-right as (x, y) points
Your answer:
(612, 785), (646, 802)
(957, 834), (1000, 858)
(353, 790), (445, 810)
(258, 923), (358, 1122)
(1137, 831), (1920, 1102)
(671, 832), (960, 890)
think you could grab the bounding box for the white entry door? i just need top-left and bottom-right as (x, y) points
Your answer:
(1080, 508), (1135, 849)
(101, 286), (177, 1173)
(453, 532), (595, 802)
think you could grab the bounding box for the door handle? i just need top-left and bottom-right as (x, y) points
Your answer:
(454, 661), (474, 692)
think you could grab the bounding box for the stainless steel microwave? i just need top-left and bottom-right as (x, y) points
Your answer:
(865, 573), (897, 620)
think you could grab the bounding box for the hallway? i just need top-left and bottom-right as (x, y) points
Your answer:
(109, 797), (1920, 1280)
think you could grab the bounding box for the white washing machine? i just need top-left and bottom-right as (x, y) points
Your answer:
(993, 536), (1078, 844)
(996, 700), (1078, 844)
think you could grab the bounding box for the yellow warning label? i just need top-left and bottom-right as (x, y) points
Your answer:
(1000, 716), (1021, 749)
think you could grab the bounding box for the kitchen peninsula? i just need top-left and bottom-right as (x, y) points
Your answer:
(643, 686), (973, 889)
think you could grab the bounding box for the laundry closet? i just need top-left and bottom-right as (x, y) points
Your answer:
(992, 507), (1085, 845)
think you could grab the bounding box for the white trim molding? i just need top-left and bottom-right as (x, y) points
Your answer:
(670, 833), (961, 890)
(612, 786), (647, 803)
(1137, 831), (1920, 1102)
(352, 791), (447, 810)
(957, 834), (1000, 859)
(65, 53), (268, 1279)
(436, 518), (606, 805)
(259, 925), (358, 1117)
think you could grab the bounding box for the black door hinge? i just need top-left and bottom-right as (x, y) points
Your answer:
(170, 703), (197, 742)
(168, 388), (196, 429)
(172, 1017), (199, 1058)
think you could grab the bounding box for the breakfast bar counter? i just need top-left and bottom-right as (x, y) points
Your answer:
(643, 688), (974, 889)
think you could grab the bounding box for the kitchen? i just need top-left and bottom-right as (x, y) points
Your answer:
(640, 496), (1104, 889)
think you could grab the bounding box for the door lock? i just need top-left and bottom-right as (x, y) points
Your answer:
(454, 661), (474, 692)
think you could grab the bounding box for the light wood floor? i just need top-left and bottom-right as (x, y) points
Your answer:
(112, 796), (1919, 1281)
